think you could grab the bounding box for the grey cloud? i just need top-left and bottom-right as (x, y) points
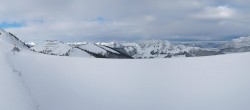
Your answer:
(1, 0), (250, 42)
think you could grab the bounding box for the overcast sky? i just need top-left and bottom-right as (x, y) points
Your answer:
(1, 0), (250, 42)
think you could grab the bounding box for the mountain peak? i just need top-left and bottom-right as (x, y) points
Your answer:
(221, 36), (250, 49)
(232, 36), (250, 43)
(0, 28), (30, 49)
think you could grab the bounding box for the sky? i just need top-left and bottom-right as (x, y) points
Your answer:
(1, 0), (250, 42)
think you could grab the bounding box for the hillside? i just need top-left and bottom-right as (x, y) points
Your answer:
(220, 36), (250, 53)
(31, 40), (132, 58)
(31, 40), (93, 57)
(100, 40), (223, 58)
(9, 49), (250, 110)
(0, 29), (37, 110)
(32, 40), (224, 59)
(0, 29), (29, 49)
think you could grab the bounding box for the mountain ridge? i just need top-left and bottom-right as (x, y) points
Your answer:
(1, 28), (250, 59)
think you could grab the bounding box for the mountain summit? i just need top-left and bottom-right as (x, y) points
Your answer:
(0, 28), (29, 50)
(220, 36), (250, 53)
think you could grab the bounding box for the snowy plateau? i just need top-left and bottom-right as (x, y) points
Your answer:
(1, 28), (250, 110)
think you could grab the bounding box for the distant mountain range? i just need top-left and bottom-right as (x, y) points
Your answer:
(2, 28), (250, 59)
(219, 36), (250, 53)
(98, 40), (225, 58)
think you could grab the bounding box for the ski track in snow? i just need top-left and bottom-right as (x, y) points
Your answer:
(6, 52), (40, 110)
(9, 51), (250, 110)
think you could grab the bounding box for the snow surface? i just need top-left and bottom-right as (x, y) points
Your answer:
(32, 40), (92, 57)
(68, 48), (94, 58)
(0, 29), (29, 49)
(9, 51), (250, 110)
(78, 43), (108, 55)
(0, 30), (36, 110)
(97, 45), (120, 54)
(32, 40), (72, 55)
(26, 42), (36, 47)
(68, 42), (88, 46)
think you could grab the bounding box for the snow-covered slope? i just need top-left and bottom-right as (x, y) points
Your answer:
(133, 40), (198, 58)
(220, 36), (250, 53)
(78, 43), (108, 55)
(25, 42), (36, 48)
(222, 36), (250, 48)
(31, 40), (93, 57)
(32, 40), (72, 55)
(0, 29), (36, 110)
(0, 29), (30, 49)
(175, 41), (227, 50)
(68, 47), (94, 57)
(9, 49), (250, 110)
(77, 43), (132, 58)
(96, 41), (138, 56)
(31, 41), (130, 58)
(102, 40), (222, 58)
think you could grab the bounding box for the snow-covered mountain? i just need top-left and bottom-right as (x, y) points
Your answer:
(3, 27), (250, 59)
(174, 41), (227, 50)
(31, 40), (92, 57)
(74, 43), (133, 58)
(0, 29), (37, 110)
(31, 40), (132, 58)
(0, 29), (30, 49)
(31, 40), (72, 56)
(99, 40), (223, 58)
(25, 42), (36, 47)
(220, 36), (250, 53)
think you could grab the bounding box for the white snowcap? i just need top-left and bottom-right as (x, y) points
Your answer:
(0, 28), (29, 49)
(222, 36), (250, 49)
(27, 42), (36, 46)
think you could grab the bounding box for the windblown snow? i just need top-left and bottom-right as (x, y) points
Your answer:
(1, 29), (250, 110)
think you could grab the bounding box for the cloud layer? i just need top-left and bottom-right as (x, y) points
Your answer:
(1, 0), (250, 42)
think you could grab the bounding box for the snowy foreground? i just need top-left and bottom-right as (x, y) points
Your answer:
(1, 49), (250, 110)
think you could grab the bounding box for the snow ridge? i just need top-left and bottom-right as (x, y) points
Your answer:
(0, 28), (36, 110)
(31, 40), (92, 57)
(0, 29), (29, 49)
(99, 40), (219, 58)
(220, 36), (250, 53)
(222, 36), (250, 48)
